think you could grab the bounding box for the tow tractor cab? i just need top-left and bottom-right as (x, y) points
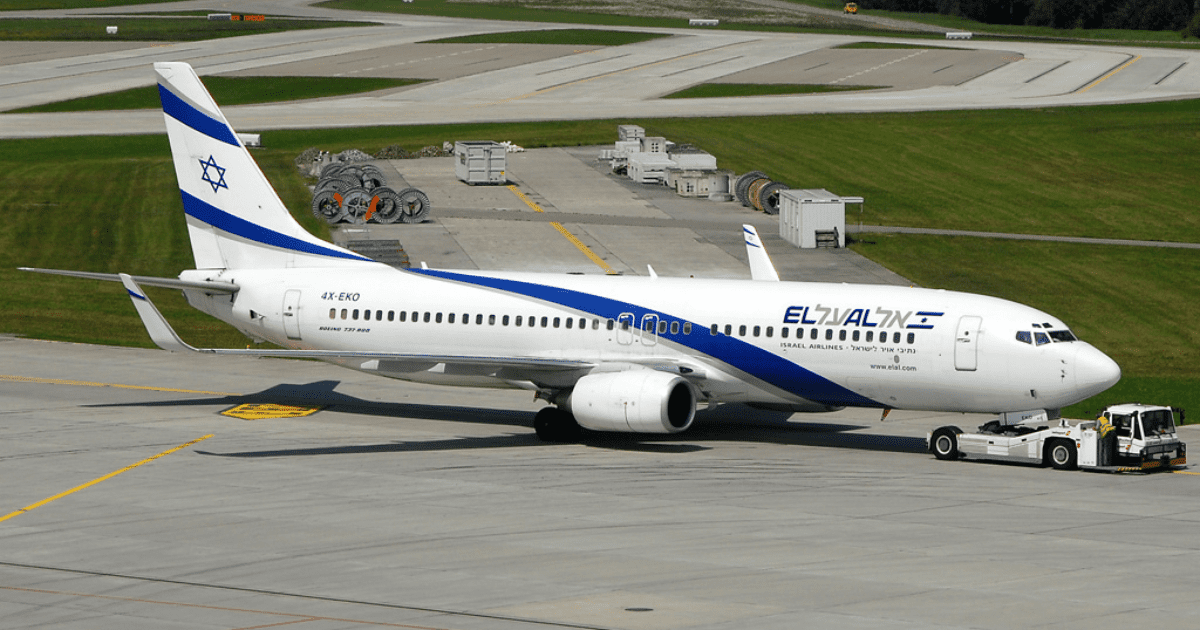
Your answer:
(928, 404), (1187, 472)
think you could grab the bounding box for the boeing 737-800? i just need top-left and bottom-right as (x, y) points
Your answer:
(22, 62), (1121, 442)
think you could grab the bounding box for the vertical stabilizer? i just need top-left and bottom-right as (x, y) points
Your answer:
(743, 224), (780, 282)
(155, 62), (370, 270)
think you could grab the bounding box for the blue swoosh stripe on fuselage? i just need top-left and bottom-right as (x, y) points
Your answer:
(412, 268), (882, 408)
(158, 83), (240, 147)
(181, 191), (372, 262)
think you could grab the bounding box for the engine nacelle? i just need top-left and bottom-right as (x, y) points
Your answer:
(568, 370), (696, 434)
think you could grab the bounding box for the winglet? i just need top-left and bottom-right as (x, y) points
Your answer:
(743, 225), (780, 282)
(119, 273), (200, 353)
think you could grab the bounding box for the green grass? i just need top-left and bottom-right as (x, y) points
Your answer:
(663, 83), (885, 99)
(10, 77), (426, 114)
(0, 16), (369, 42)
(849, 234), (1200, 417)
(832, 41), (956, 49)
(638, 100), (1200, 243)
(428, 28), (670, 46)
(0, 0), (184, 9)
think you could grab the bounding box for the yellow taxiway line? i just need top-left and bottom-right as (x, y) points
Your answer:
(1077, 55), (1141, 93)
(0, 374), (236, 397)
(507, 185), (619, 275)
(0, 434), (213, 523)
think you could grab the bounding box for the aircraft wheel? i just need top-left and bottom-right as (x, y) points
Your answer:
(1048, 440), (1078, 470)
(534, 407), (582, 443)
(931, 426), (962, 460)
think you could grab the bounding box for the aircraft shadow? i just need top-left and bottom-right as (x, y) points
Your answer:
(90, 379), (927, 457)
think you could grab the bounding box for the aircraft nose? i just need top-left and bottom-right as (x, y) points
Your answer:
(1075, 344), (1121, 398)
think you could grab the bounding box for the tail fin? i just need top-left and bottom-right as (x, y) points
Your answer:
(155, 62), (370, 270)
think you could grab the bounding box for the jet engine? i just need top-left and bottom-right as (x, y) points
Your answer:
(567, 369), (696, 434)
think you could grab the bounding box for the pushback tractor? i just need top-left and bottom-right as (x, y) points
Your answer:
(928, 404), (1186, 472)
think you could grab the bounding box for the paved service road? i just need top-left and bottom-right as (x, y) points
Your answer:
(2, 1), (1199, 137)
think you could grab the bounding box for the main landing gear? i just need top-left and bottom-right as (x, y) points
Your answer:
(534, 407), (582, 443)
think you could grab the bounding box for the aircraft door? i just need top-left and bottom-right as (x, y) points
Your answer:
(616, 313), (634, 345)
(640, 314), (659, 346)
(283, 290), (302, 340)
(954, 315), (981, 371)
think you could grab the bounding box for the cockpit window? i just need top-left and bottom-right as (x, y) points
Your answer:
(1034, 332), (1050, 345)
(1048, 330), (1077, 342)
(1016, 331), (1032, 344)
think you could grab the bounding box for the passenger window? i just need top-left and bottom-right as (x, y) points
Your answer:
(489, 314), (496, 325)
(1034, 332), (1050, 345)
(670, 321), (680, 335)
(658, 321), (667, 334)
(463, 313), (470, 325)
(593, 319), (600, 330)
(1016, 331), (1032, 344)
(411, 311), (418, 322)
(893, 332), (901, 343)
(825, 329), (833, 340)
(880, 332), (887, 344)
(352, 309), (359, 320)
(838, 330), (846, 341)
(907, 332), (915, 344)
(515, 315), (522, 326)
(554, 317), (561, 328)
(765, 326), (773, 338)
(810, 328), (818, 340)
(502, 315), (509, 326)
(610, 320), (617, 331)
(781, 327), (789, 339)
(866, 330), (873, 342)
(447, 313), (454, 324)
(376, 310), (383, 320)
(398, 311), (406, 322)
(753, 325), (760, 337)
(476, 314), (483, 325)
(529, 316), (536, 327)
(542, 316), (549, 327)
(341, 309), (348, 319)
(364, 310), (371, 321)
(724, 324), (732, 336)
(683, 322), (691, 334)
(852, 330), (860, 341)
(388, 311), (395, 322)
(739, 325), (747, 337)
(329, 308), (336, 319)
(423, 312), (430, 323)
(436, 312), (443, 324)
(565, 317), (573, 329)
(711, 324), (718, 335)
(580, 318), (587, 329)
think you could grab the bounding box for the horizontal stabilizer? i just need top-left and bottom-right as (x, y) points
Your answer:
(21, 267), (238, 294)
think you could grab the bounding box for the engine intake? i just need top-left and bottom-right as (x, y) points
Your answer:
(568, 370), (696, 434)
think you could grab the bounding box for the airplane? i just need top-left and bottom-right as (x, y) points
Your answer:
(22, 62), (1122, 442)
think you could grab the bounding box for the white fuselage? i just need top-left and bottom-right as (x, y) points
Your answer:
(182, 264), (1119, 415)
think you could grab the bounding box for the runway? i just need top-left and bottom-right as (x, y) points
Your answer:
(2, 1), (1199, 137)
